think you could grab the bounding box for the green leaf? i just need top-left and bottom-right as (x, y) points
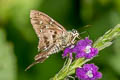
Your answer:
(93, 24), (120, 50)
(0, 29), (17, 80)
(109, 38), (120, 75)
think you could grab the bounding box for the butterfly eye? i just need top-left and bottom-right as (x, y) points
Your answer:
(72, 29), (78, 34)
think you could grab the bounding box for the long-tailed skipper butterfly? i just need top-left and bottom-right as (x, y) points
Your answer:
(25, 10), (79, 71)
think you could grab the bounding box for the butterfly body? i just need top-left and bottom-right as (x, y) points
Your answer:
(35, 31), (79, 61)
(25, 10), (79, 71)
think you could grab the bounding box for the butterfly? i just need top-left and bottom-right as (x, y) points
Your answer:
(25, 10), (80, 71)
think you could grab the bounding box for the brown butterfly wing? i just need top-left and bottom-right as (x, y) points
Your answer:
(25, 10), (67, 71)
(30, 10), (67, 51)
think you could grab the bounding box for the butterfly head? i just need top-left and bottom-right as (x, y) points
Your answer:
(71, 29), (79, 37)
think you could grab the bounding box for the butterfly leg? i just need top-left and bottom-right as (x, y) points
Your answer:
(71, 39), (77, 44)
(77, 35), (81, 39)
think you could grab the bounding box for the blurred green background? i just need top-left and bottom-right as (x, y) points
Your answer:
(0, 0), (120, 80)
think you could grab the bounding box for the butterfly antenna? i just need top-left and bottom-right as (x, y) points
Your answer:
(79, 31), (87, 35)
(80, 31), (90, 38)
(25, 61), (38, 71)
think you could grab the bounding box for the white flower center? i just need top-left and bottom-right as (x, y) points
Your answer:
(84, 45), (91, 54)
(70, 45), (75, 49)
(86, 70), (93, 78)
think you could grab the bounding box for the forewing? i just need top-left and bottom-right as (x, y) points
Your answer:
(30, 10), (67, 51)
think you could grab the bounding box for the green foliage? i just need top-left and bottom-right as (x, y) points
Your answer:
(0, 29), (17, 80)
(110, 38), (120, 75)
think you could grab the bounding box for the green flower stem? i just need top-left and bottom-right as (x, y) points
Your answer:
(67, 58), (90, 76)
(93, 24), (120, 50)
(51, 24), (120, 80)
(51, 58), (72, 80)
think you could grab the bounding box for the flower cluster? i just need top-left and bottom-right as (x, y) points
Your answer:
(76, 64), (102, 80)
(62, 37), (102, 80)
(62, 37), (98, 59)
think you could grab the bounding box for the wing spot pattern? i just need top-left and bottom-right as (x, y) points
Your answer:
(45, 25), (49, 28)
(46, 41), (50, 47)
(50, 30), (53, 33)
(40, 21), (43, 24)
(54, 31), (57, 34)
(52, 35), (56, 38)
(50, 21), (53, 25)
(40, 29), (42, 32)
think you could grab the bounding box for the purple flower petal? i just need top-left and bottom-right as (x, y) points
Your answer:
(75, 52), (85, 58)
(85, 37), (93, 45)
(76, 68), (88, 79)
(62, 45), (75, 58)
(69, 53), (73, 59)
(76, 64), (102, 80)
(95, 72), (102, 79)
(84, 48), (98, 59)
(77, 37), (92, 46)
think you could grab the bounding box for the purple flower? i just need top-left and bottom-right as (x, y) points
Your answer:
(62, 45), (75, 59)
(62, 37), (98, 59)
(76, 64), (102, 80)
(73, 37), (98, 59)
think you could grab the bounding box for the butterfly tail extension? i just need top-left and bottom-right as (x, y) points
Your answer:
(25, 56), (48, 71)
(25, 61), (38, 71)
